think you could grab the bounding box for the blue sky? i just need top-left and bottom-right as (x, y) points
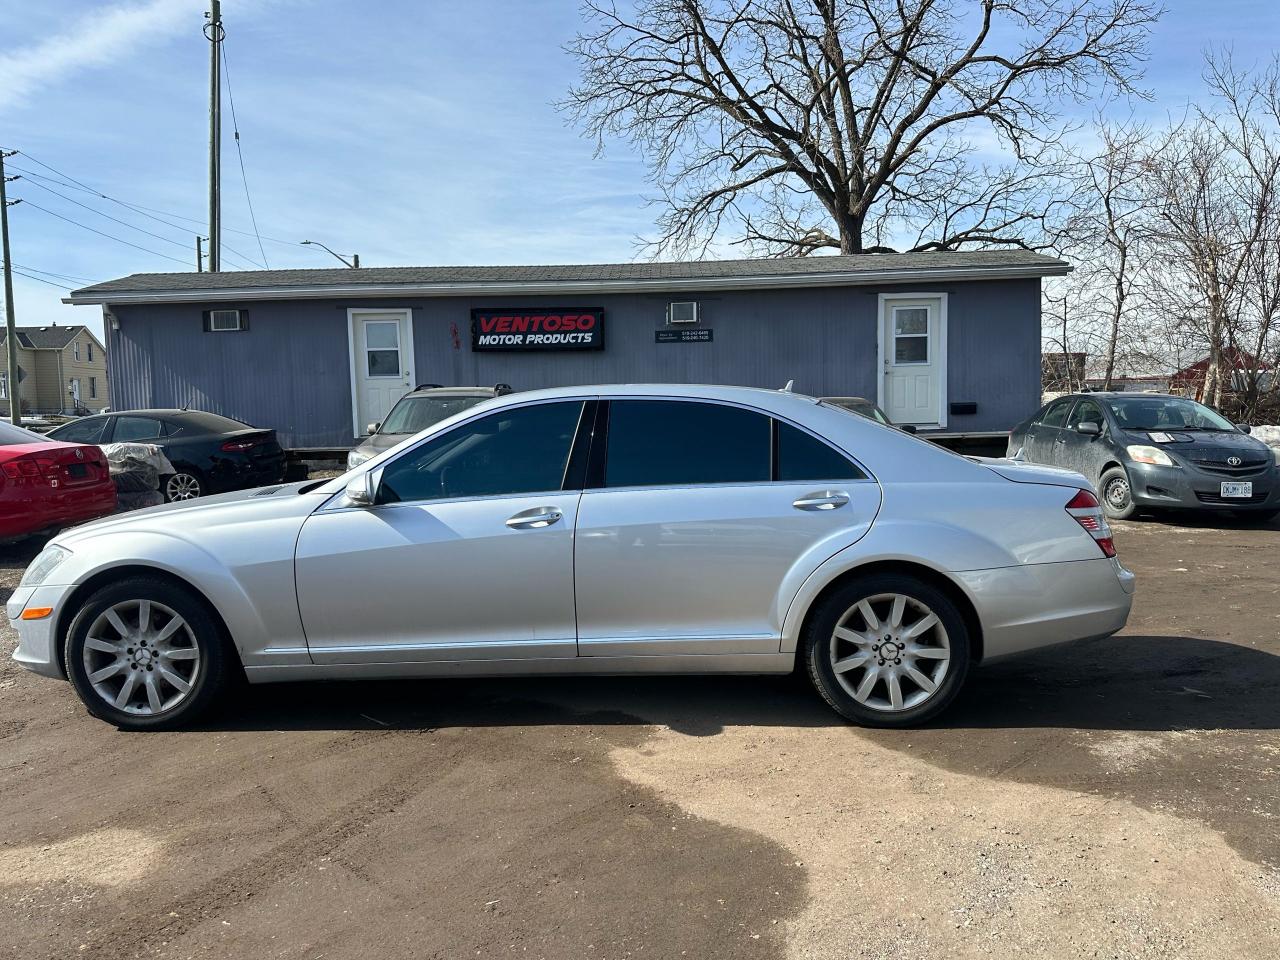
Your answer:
(1, 0), (1278, 341)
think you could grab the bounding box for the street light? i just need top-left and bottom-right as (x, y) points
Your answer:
(301, 240), (359, 268)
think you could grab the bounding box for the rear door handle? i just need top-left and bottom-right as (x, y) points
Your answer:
(793, 491), (850, 511)
(506, 506), (563, 529)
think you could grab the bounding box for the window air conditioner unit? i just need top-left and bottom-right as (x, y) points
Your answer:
(667, 301), (699, 325)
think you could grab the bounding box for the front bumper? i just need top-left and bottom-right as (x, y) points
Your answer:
(1126, 461), (1279, 511)
(6, 583), (74, 679)
(957, 556), (1134, 661)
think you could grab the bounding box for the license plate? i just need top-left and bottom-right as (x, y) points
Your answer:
(66, 463), (88, 478)
(1221, 481), (1252, 498)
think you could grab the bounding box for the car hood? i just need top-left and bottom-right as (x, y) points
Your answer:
(971, 456), (1093, 491)
(352, 433), (407, 457)
(1119, 429), (1274, 463)
(52, 480), (326, 547)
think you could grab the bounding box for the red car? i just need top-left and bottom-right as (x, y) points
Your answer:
(0, 420), (116, 544)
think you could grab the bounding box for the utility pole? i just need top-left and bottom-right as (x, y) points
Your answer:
(1, 149), (21, 426)
(205, 1), (222, 272)
(196, 236), (204, 271)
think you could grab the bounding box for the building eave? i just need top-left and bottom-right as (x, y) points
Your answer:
(63, 262), (1070, 306)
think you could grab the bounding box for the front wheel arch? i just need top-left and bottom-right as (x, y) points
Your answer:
(55, 565), (241, 682)
(793, 560), (985, 667)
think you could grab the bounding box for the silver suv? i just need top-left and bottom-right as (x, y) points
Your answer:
(347, 384), (513, 469)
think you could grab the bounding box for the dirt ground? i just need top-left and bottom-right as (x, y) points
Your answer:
(1, 515), (1278, 959)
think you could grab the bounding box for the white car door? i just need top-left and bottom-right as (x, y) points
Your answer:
(573, 399), (879, 657)
(295, 399), (590, 664)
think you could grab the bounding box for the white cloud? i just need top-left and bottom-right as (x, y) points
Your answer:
(0, 0), (191, 111)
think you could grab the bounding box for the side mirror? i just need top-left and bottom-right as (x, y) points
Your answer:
(345, 472), (375, 507)
(366, 421), (380, 435)
(1236, 423), (1252, 434)
(899, 424), (918, 434)
(1076, 421), (1102, 436)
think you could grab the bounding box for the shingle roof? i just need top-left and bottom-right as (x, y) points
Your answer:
(0, 324), (83, 349)
(65, 250), (1069, 304)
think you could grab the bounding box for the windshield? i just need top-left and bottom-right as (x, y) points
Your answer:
(1104, 396), (1236, 432)
(0, 420), (46, 445)
(821, 398), (890, 425)
(379, 395), (487, 435)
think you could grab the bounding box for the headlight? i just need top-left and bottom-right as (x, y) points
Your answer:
(1126, 444), (1175, 467)
(20, 545), (71, 587)
(347, 449), (371, 470)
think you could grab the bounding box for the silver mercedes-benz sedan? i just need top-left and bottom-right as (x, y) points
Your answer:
(9, 384), (1134, 730)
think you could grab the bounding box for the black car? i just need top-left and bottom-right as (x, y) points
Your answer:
(46, 409), (286, 502)
(1008, 392), (1279, 521)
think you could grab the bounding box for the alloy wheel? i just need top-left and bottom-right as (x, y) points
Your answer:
(828, 593), (950, 712)
(81, 600), (201, 716)
(166, 473), (202, 501)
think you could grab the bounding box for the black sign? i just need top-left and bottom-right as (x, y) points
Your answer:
(472, 308), (605, 352)
(655, 328), (713, 343)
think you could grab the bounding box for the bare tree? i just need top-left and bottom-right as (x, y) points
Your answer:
(1051, 120), (1152, 388)
(565, 0), (1160, 257)
(1144, 54), (1280, 409)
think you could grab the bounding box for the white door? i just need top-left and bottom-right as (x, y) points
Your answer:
(69, 379), (81, 408)
(881, 296), (944, 427)
(350, 311), (414, 436)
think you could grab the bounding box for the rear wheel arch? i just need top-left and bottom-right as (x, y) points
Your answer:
(794, 560), (985, 665)
(55, 565), (240, 681)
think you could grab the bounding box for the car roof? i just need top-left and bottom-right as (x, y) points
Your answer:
(403, 386), (502, 399)
(468, 383), (824, 417)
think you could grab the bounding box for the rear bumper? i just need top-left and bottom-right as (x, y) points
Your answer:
(1127, 461), (1279, 511)
(958, 556), (1134, 661)
(207, 454), (287, 493)
(0, 486), (117, 541)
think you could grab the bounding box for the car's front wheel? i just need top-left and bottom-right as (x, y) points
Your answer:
(1099, 466), (1138, 520)
(804, 573), (971, 728)
(63, 577), (231, 730)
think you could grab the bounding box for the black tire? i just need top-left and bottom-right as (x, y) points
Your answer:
(63, 576), (232, 731)
(163, 469), (205, 502)
(804, 573), (971, 728)
(1099, 466), (1138, 520)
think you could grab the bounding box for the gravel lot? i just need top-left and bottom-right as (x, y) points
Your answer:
(1, 516), (1278, 959)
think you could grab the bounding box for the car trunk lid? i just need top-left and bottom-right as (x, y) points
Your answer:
(970, 456), (1092, 491)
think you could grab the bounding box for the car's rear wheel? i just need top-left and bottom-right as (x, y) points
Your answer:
(164, 470), (204, 502)
(64, 577), (231, 730)
(804, 574), (970, 728)
(1099, 466), (1138, 520)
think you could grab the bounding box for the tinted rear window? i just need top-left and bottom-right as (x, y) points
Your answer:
(777, 422), (865, 481)
(604, 400), (770, 488)
(0, 421), (45, 445)
(167, 411), (253, 435)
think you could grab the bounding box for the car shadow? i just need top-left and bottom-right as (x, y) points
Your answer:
(200, 633), (1280, 736)
(1122, 510), (1279, 531)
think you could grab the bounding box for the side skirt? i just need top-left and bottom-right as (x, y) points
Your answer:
(244, 652), (795, 684)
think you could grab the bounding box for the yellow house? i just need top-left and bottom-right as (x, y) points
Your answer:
(0, 324), (109, 417)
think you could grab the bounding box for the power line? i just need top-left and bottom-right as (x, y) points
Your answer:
(6, 150), (283, 262)
(221, 43), (269, 269)
(18, 176), (206, 253)
(6, 267), (71, 290)
(3, 261), (94, 284)
(7, 164), (265, 270)
(18, 200), (192, 266)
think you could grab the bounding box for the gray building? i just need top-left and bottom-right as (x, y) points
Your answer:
(65, 251), (1067, 450)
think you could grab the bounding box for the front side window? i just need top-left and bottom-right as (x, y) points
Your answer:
(1066, 399), (1105, 431)
(51, 417), (107, 444)
(604, 400), (770, 488)
(378, 401), (584, 503)
(777, 422), (865, 481)
(112, 416), (164, 442)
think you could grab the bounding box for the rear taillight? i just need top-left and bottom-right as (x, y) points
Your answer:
(1, 456), (59, 486)
(1066, 489), (1116, 557)
(221, 439), (262, 452)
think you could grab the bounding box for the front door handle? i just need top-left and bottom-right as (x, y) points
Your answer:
(793, 491), (850, 511)
(506, 506), (563, 529)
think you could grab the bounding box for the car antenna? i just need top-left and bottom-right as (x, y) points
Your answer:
(780, 379), (795, 393)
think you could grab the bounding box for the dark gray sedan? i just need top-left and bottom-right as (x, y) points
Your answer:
(1007, 392), (1280, 520)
